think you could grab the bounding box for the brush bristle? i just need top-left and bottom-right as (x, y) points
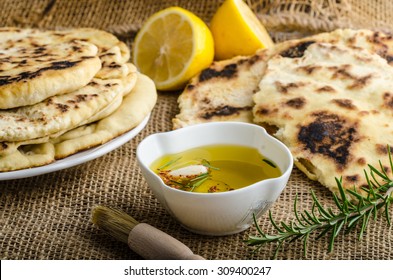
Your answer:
(92, 205), (139, 244)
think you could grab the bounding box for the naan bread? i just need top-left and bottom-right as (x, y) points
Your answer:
(0, 66), (136, 142)
(172, 51), (270, 129)
(0, 91), (125, 158)
(0, 73), (157, 171)
(173, 29), (393, 129)
(0, 29), (101, 109)
(173, 28), (393, 195)
(0, 142), (55, 172)
(53, 73), (157, 159)
(254, 42), (393, 194)
(0, 27), (130, 109)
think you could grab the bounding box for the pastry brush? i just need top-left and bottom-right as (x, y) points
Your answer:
(91, 205), (204, 260)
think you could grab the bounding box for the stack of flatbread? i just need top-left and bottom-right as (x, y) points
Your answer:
(173, 29), (393, 196)
(0, 28), (157, 172)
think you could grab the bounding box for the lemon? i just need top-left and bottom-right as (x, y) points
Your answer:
(210, 0), (274, 60)
(132, 7), (214, 91)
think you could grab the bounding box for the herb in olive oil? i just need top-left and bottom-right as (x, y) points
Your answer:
(150, 144), (281, 193)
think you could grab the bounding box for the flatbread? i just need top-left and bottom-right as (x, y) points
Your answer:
(0, 73), (157, 171)
(0, 27), (130, 109)
(172, 51), (270, 129)
(0, 29), (101, 109)
(254, 42), (393, 194)
(0, 66), (136, 142)
(0, 92), (124, 157)
(53, 73), (157, 159)
(173, 29), (393, 129)
(173, 28), (393, 195)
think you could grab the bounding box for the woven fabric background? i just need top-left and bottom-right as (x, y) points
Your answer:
(0, 0), (392, 260)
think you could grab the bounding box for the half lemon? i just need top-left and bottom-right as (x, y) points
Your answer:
(132, 7), (214, 91)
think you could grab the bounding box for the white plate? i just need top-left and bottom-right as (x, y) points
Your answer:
(0, 114), (150, 181)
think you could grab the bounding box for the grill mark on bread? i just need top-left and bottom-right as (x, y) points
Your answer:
(330, 64), (353, 79)
(298, 112), (357, 168)
(376, 144), (393, 155)
(55, 103), (70, 113)
(247, 54), (261, 65)
(331, 99), (356, 110)
(0, 60), (79, 86)
(296, 65), (321, 74)
(199, 63), (237, 82)
(255, 107), (278, 116)
(383, 92), (393, 109)
(345, 175), (359, 183)
(275, 81), (306, 94)
(201, 105), (252, 119)
(33, 46), (47, 54)
(285, 97), (306, 109)
(317, 85), (336, 93)
(87, 81), (98, 86)
(280, 41), (315, 58)
(347, 74), (373, 90)
(330, 64), (373, 89)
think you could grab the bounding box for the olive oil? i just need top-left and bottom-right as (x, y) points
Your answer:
(150, 144), (281, 193)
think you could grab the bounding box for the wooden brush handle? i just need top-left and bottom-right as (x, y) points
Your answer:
(128, 223), (205, 260)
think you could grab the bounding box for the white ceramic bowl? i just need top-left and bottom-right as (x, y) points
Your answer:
(137, 122), (293, 236)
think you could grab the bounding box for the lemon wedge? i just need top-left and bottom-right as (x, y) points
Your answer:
(210, 0), (274, 60)
(132, 7), (214, 91)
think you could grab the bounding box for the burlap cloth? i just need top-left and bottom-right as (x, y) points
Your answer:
(0, 0), (392, 260)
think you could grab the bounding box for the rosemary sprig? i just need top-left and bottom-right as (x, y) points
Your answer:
(157, 157), (182, 170)
(201, 159), (220, 170)
(182, 172), (210, 192)
(246, 151), (393, 259)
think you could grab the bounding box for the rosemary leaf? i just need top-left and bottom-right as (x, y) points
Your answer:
(158, 157), (181, 170)
(328, 224), (337, 252)
(311, 190), (331, 219)
(269, 210), (284, 233)
(294, 195), (306, 227)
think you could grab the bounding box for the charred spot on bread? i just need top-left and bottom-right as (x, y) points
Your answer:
(0, 60), (79, 86)
(298, 112), (357, 168)
(274, 81), (306, 94)
(331, 99), (357, 110)
(200, 105), (251, 119)
(280, 41), (315, 58)
(256, 107), (270, 116)
(296, 65), (322, 74)
(316, 85), (336, 93)
(375, 144), (393, 155)
(347, 74), (373, 90)
(357, 157), (366, 165)
(33, 46), (47, 54)
(383, 92), (393, 109)
(199, 63), (238, 82)
(345, 174), (359, 183)
(55, 103), (70, 113)
(285, 97), (306, 109)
